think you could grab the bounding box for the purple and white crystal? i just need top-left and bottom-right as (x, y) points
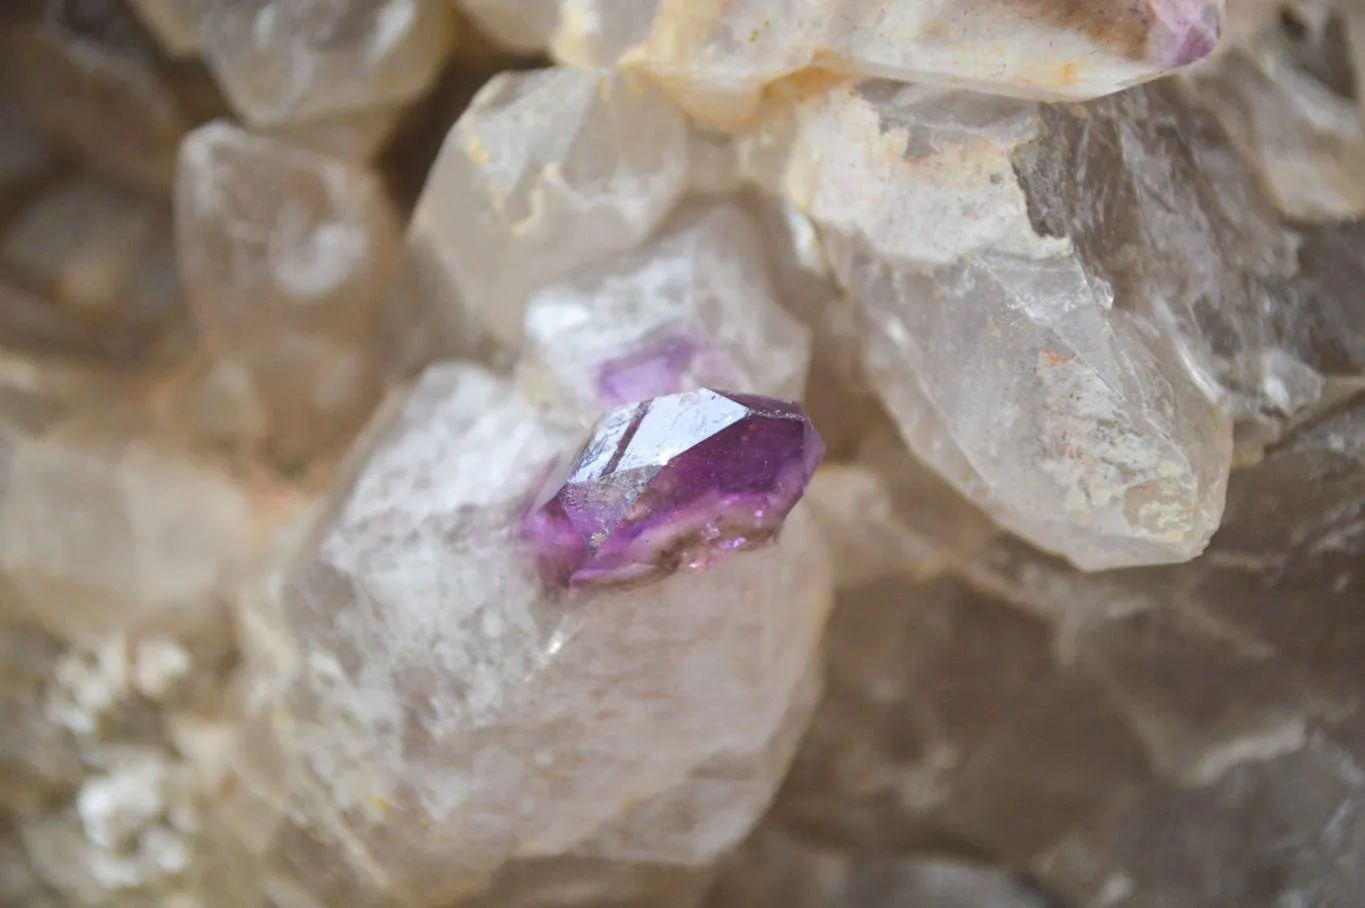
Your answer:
(523, 388), (825, 588)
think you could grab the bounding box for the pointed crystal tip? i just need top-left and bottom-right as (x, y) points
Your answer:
(523, 389), (825, 588)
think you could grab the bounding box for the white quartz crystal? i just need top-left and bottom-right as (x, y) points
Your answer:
(518, 200), (811, 419)
(406, 67), (691, 350)
(740, 81), (1231, 570)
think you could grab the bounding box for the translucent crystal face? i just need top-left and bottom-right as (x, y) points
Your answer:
(524, 389), (825, 588)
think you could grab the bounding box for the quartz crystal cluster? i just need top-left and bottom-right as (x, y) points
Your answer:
(1, 0), (1364, 907)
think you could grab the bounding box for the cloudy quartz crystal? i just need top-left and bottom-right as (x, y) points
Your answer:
(406, 67), (691, 349)
(518, 201), (811, 416)
(461, 0), (1224, 126)
(740, 81), (1232, 570)
(198, 0), (454, 128)
(239, 365), (832, 903)
(175, 120), (403, 464)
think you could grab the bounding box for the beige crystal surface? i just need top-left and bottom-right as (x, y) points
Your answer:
(129, 0), (207, 57)
(1, 0), (1364, 905)
(0, 409), (259, 643)
(3, 0), (216, 193)
(405, 67), (691, 351)
(1188, 3), (1365, 221)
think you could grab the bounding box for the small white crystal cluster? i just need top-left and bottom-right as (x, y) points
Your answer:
(2, 0), (1365, 906)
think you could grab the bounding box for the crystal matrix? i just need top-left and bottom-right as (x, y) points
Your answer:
(2, 2), (1365, 907)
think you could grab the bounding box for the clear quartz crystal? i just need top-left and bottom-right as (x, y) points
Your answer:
(1009, 81), (1332, 430)
(460, 0), (1225, 127)
(405, 67), (692, 351)
(234, 363), (831, 904)
(198, 0), (455, 128)
(518, 201), (811, 419)
(175, 120), (403, 465)
(740, 80), (1231, 570)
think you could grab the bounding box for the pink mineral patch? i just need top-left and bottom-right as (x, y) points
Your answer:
(1146, 0), (1222, 68)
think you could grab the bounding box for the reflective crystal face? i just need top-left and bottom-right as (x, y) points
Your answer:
(524, 389), (825, 588)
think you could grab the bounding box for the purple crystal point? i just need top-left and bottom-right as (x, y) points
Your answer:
(523, 388), (825, 588)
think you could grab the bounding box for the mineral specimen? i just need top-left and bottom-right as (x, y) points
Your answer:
(3, 0), (219, 193)
(1187, 1), (1365, 221)
(0, 0), (1363, 905)
(2, 174), (179, 360)
(524, 388), (825, 587)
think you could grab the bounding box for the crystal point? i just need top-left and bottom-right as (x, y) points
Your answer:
(525, 389), (824, 588)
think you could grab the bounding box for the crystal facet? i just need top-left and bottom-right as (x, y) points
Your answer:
(524, 389), (825, 588)
(404, 67), (691, 350)
(518, 201), (811, 417)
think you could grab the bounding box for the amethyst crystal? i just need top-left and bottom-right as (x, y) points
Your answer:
(524, 388), (825, 588)
(1146, 0), (1222, 67)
